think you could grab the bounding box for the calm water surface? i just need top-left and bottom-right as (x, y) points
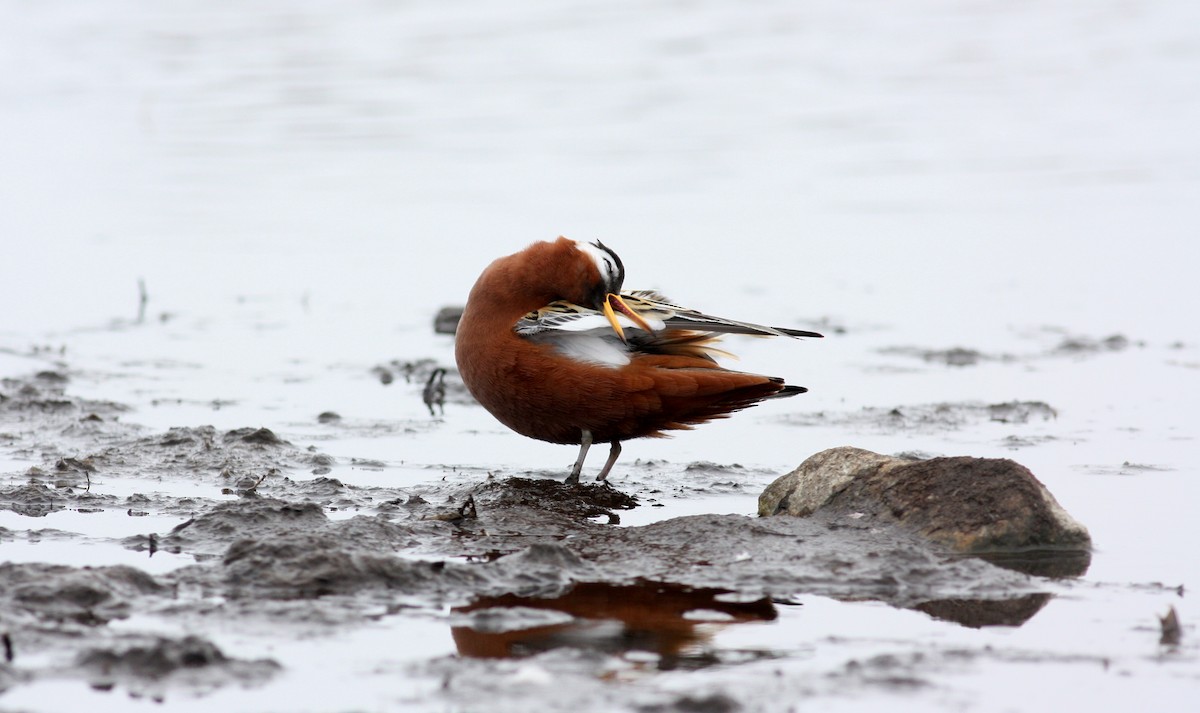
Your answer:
(2, 1), (1198, 710)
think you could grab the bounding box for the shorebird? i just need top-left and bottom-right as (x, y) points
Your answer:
(454, 237), (821, 483)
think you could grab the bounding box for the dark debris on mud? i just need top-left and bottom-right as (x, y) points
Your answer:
(878, 346), (1012, 367)
(877, 330), (1142, 369)
(369, 358), (473, 416)
(1052, 333), (1136, 355)
(780, 400), (1057, 437)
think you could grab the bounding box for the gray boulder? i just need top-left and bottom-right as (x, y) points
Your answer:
(760, 447), (1091, 557)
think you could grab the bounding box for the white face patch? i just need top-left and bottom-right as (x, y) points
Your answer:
(573, 240), (623, 292)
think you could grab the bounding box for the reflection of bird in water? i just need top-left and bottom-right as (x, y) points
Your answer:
(454, 237), (821, 482)
(423, 367), (446, 417)
(451, 581), (777, 665)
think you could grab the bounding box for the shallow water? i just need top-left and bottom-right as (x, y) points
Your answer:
(2, 0), (1199, 711)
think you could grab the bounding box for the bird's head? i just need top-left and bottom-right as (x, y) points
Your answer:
(569, 239), (654, 341)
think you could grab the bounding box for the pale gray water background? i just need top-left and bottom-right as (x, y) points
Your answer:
(2, 0), (1199, 711)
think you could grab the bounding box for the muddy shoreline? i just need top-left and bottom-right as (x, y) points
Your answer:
(0, 367), (1101, 708)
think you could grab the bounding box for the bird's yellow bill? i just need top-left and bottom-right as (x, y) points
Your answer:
(603, 293), (654, 342)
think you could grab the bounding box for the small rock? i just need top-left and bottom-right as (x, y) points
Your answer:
(760, 447), (1091, 555)
(434, 306), (464, 335)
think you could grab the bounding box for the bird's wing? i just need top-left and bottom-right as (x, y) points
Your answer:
(513, 302), (634, 366)
(514, 293), (823, 340)
(622, 290), (824, 339)
(514, 293), (820, 366)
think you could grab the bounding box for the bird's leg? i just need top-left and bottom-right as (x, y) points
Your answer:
(566, 429), (593, 484)
(595, 440), (622, 482)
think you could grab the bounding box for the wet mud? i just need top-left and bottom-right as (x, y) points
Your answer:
(74, 635), (280, 700)
(0, 367), (1129, 707)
